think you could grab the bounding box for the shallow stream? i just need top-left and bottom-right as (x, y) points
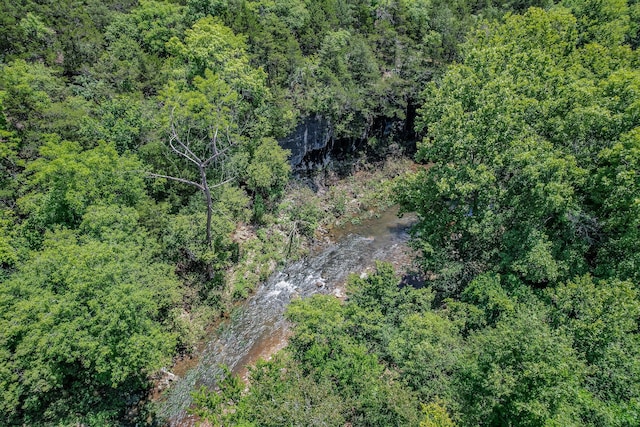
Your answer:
(160, 207), (417, 425)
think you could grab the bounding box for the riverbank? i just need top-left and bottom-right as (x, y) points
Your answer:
(232, 205), (420, 383)
(155, 157), (419, 424)
(222, 156), (415, 308)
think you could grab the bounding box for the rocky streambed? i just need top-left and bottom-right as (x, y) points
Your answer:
(159, 207), (418, 425)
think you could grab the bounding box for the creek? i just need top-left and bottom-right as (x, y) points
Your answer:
(159, 207), (417, 425)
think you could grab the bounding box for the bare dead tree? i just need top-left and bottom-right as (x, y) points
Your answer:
(149, 108), (236, 248)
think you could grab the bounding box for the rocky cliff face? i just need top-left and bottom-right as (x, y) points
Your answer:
(279, 110), (418, 172)
(278, 115), (333, 170)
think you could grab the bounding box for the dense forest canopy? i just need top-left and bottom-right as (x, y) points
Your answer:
(0, 0), (638, 425)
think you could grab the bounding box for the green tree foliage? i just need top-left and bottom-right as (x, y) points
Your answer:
(592, 128), (640, 282)
(127, 0), (187, 58)
(166, 15), (267, 94)
(458, 307), (586, 426)
(18, 138), (145, 234)
(562, 0), (632, 46)
(0, 60), (66, 140)
(85, 1), (186, 96)
(397, 6), (640, 294)
(79, 95), (155, 153)
(392, 7), (640, 423)
(207, 262), (637, 426)
(153, 17), (291, 249)
(547, 276), (640, 424)
(0, 98), (21, 204)
(190, 365), (244, 425)
(286, 294), (424, 427)
(235, 355), (349, 426)
(421, 400), (457, 427)
(0, 225), (180, 424)
(3, 0), (640, 425)
(0, 0), (137, 74)
(246, 137), (291, 200)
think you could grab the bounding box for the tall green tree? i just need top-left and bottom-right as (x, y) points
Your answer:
(18, 138), (145, 236)
(154, 17), (290, 246)
(397, 6), (640, 294)
(0, 224), (180, 424)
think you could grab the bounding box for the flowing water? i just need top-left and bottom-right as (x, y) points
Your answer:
(160, 208), (417, 425)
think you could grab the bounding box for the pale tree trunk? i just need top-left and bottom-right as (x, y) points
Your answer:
(149, 109), (235, 248)
(201, 166), (213, 248)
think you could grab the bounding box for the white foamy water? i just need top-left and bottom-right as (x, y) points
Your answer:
(160, 209), (417, 424)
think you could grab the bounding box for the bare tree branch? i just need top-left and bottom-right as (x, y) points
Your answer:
(203, 144), (234, 167)
(211, 125), (219, 156)
(169, 119), (202, 164)
(153, 106), (241, 247)
(147, 172), (204, 190)
(168, 135), (201, 165)
(208, 175), (236, 189)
